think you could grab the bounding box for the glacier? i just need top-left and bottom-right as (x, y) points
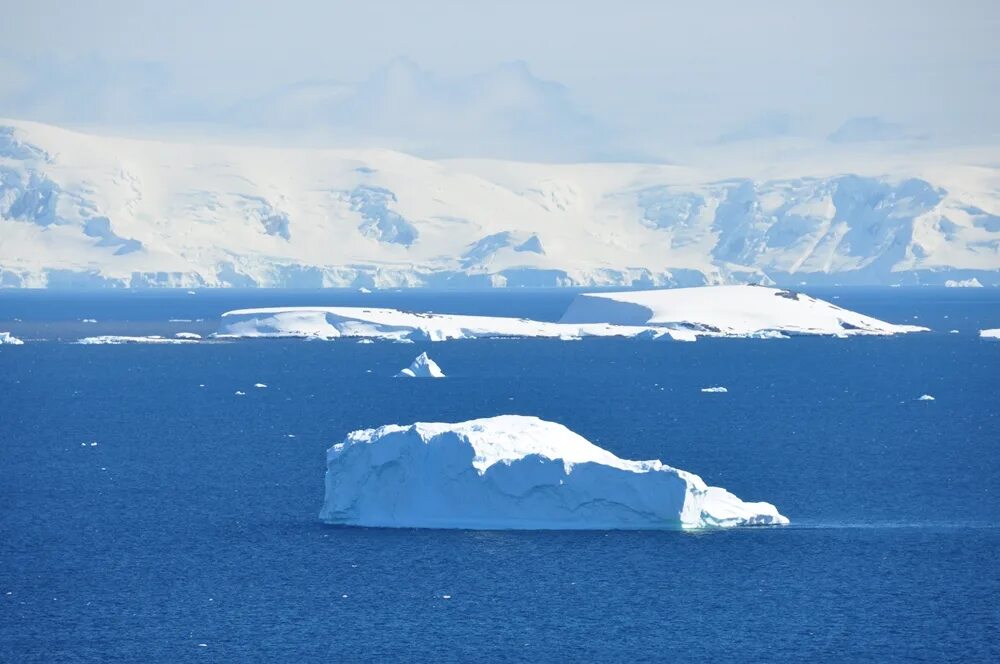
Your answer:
(0, 119), (998, 289)
(319, 415), (788, 530)
(395, 352), (445, 378)
(216, 285), (927, 341)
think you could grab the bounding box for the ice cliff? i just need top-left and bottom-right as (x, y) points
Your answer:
(320, 415), (788, 530)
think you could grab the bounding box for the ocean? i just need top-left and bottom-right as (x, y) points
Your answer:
(1, 287), (998, 662)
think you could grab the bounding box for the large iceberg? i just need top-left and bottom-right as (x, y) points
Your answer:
(981, 328), (1000, 340)
(218, 285), (924, 341)
(320, 415), (788, 530)
(395, 352), (445, 378)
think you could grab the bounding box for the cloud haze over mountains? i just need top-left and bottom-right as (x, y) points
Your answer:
(0, 1), (997, 161)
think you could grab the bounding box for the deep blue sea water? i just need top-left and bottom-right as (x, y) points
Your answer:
(1, 288), (998, 662)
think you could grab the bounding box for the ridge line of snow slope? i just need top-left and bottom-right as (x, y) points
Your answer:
(320, 415), (788, 530)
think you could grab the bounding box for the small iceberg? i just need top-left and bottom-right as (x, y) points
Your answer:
(320, 415), (787, 530)
(234, 390), (246, 396)
(254, 383), (267, 388)
(174, 332), (202, 340)
(701, 386), (728, 393)
(0, 332), (24, 345)
(980, 329), (1000, 340)
(918, 394), (935, 401)
(395, 352), (445, 378)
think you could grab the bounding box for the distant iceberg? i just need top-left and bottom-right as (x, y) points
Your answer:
(76, 335), (198, 345)
(217, 285), (925, 342)
(701, 386), (728, 393)
(0, 331), (24, 345)
(918, 394), (935, 401)
(174, 332), (202, 340)
(395, 352), (445, 378)
(320, 415), (788, 530)
(981, 329), (1000, 340)
(945, 278), (983, 288)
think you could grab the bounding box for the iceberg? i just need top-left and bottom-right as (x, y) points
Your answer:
(395, 352), (445, 378)
(918, 394), (935, 401)
(75, 335), (198, 344)
(981, 329), (1000, 340)
(218, 286), (925, 341)
(944, 278), (983, 288)
(701, 386), (728, 393)
(174, 332), (202, 340)
(0, 331), (24, 345)
(320, 415), (788, 530)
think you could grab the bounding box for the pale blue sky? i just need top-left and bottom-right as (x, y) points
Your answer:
(1, 0), (997, 159)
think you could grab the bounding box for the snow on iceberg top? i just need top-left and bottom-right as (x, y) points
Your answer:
(559, 285), (927, 336)
(341, 415), (629, 474)
(395, 352), (445, 378)
(322, 415), (788, 529)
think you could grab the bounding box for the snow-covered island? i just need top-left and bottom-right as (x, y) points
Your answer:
(320, 415), (788, 530)
(395, 352), (445, 378)
(0, 331), (25, 345)
(217, 285), (926, 342)
(558, 285), (926, 336)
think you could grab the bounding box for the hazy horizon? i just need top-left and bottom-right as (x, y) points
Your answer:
(2, 1), (998, 161)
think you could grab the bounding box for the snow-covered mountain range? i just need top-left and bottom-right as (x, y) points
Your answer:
(1, 119), (998, 288)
